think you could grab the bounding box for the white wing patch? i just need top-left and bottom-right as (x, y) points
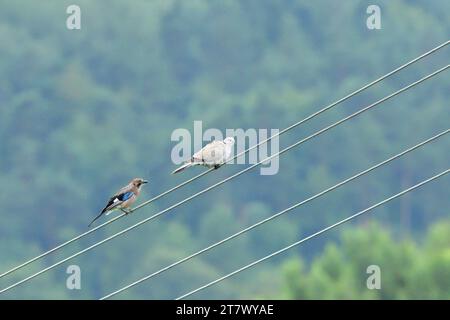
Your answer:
(106, 197), (121, 216)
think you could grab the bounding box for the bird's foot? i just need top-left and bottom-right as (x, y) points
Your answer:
(214, 164), (220, 170)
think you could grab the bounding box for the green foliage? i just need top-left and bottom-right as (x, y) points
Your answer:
(283, 221), (450, 299)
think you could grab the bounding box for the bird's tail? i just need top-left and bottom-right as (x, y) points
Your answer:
(171, 161), (196, 174)
(88, 209), (106, 228)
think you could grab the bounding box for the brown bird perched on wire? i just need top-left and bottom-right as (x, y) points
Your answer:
(88, 178), (148, 227)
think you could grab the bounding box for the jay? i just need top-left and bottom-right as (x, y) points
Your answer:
(89, 178), (148, 227)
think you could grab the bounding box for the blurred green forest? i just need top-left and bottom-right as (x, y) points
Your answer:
(0, 0), (448, 299)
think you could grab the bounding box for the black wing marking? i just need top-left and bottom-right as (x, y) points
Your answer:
(88, 192), (132, 227)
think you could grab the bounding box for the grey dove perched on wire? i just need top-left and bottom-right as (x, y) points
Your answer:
(172, 137), (235, 174)
(88, 178), (148, 227)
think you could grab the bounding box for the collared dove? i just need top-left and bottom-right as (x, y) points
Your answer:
(172, 137), (235, 174)
(88, 178), (148, 227)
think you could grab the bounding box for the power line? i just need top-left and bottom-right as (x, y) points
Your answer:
(0, 66), (447, 295)
(1, 41), (447, 280)
(0, 215), (124, 280)
(175, 169), (449, 300)
(100, 130), (449, 299)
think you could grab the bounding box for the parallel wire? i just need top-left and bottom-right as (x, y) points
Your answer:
(176, 169), (449, 300)
(100, 130), (449, 299)
(1, 40), (447, 280)
(0, 215), (124, 280)
(0, 66), (447, 295)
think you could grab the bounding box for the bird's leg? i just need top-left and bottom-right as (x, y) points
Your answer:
(120, 208), (131, 215)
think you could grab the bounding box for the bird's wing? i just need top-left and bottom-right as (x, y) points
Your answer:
(89, 188), (135, 227)
(104, 184), (134, 212)
(116, 191), (134, 202)
(193, 141), (225, 164)
(96, 191), (133, 217)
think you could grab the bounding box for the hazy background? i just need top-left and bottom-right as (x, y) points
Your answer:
(0, 0), (449, 299)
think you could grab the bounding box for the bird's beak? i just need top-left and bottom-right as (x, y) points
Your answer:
(142, 180), (149, 184)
